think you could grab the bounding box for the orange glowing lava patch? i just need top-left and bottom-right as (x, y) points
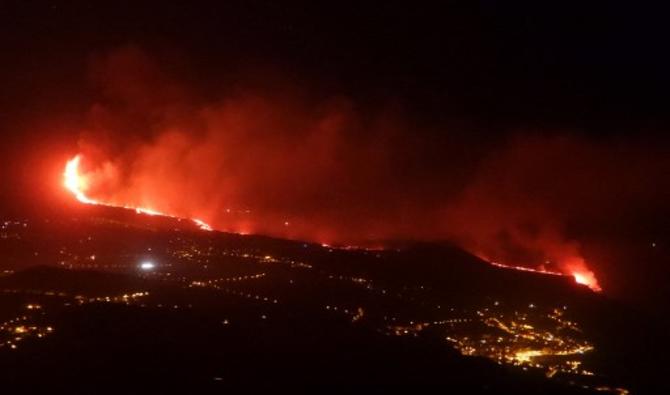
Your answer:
(63, 155), (212, 231)
(572, 271), (602, 292)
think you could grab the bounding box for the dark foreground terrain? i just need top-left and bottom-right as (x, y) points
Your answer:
(0, 204), (665, 393)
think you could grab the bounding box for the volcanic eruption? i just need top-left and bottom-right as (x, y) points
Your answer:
(63, 153), (601, 292)
(64, 154), (212, 231)
(52, 47), (623, 294)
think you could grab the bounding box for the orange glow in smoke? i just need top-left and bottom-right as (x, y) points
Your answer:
(63, 155), (212, 231)
(571, 269), (602, 292)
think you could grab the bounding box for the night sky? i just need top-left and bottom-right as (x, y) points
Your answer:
(1, 2), (669, 310)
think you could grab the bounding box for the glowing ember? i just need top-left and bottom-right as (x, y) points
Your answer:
(63, 155), (213, 231)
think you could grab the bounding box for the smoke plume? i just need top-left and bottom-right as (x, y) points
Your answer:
(69, 47), (670, 290)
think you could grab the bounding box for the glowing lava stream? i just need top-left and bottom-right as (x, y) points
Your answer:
(489, 260), (602, 292)
(64, 155), (213, 231)
(64, 155), (601, 292)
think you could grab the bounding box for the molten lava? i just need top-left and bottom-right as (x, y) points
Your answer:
(569, 267), (601, 292)
(63, 155), (212, 231)
(489, 260), (601, 292)
(64, 155), (96, 205)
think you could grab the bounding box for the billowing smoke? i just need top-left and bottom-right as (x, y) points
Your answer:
(69, 47), (670, 290)
(76, 47), (453, 244)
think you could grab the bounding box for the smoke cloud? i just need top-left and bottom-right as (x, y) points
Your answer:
(71, 47), (670, 290)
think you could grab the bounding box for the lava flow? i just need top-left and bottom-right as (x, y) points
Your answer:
(64, 155), (213, 231)
(489, 260), (601, 292)
(63, 155), (601, 292)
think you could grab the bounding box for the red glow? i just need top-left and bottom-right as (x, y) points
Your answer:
(63, 155), (213, 231)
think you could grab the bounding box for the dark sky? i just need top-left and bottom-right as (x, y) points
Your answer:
(0, 1), (669, 307)
(2, 1), (670, 131)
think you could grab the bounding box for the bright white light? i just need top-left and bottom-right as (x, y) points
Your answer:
(140, 261), (155, 270)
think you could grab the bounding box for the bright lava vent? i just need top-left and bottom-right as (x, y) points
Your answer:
(63, 155), (213, 231)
